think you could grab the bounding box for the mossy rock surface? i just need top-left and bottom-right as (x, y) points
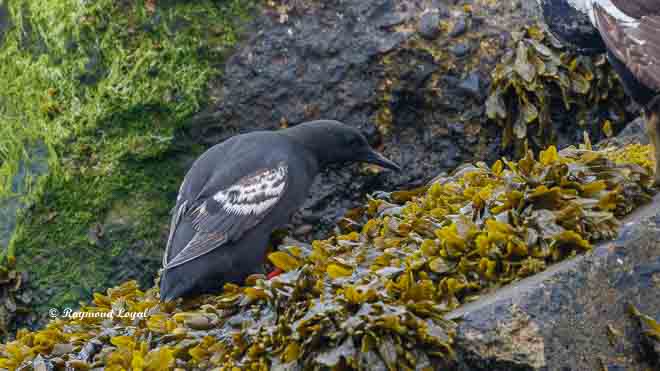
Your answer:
(0, 0), (258, 323)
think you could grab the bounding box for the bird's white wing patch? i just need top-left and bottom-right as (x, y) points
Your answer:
(163, 163), (288, 271)
(212, 165), (287, 216)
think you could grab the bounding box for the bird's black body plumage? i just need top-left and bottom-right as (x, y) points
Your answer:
(160, 120), (400, 301)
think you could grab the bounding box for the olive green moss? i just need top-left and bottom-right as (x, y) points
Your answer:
(0, 0), (258, 311)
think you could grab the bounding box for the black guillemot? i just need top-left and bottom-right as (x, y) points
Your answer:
(159, 120), (400, 301)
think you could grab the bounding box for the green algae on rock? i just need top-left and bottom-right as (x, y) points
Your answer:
(0, 143), (654, 370)
(0, 0), (257, 316)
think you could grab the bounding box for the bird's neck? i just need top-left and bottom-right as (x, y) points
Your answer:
(277, 131), (322, 175)
(300, 146), (322, 176)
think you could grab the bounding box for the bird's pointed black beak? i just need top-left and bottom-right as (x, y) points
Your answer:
(363, 149), (401, 172)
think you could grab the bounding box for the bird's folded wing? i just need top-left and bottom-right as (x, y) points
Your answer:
(594, 3), (660, 92)
(163, 163), (288, 270)
(163, 199), (189, 266)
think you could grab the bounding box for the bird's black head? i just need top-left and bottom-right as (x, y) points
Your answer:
(281, 120), (401, 171)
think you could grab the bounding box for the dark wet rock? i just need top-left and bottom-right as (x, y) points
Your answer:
(456, 71), (481, 99)
(450, 42), (470, 57)
(432, 3), (451, 17)
(449, 16), (468, 37)
(374, 12), (409, 29)
(184, 0), (613, 242)
(418, 11), (441, 40)
(446, 193), (660, 370)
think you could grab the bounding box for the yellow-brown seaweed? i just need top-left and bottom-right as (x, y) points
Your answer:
(0, 144), (655, 370)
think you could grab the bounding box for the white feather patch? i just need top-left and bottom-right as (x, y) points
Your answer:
(176, 179), (185, 202)
(212, 165), (287, 216)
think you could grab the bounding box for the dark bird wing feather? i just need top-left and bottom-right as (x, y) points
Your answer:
(163, 163), (288, 270)
(594, 2), (660, 92)
(163, 199), (189, 266)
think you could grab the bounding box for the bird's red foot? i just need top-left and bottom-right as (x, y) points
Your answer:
(267, 268), (284, 280)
